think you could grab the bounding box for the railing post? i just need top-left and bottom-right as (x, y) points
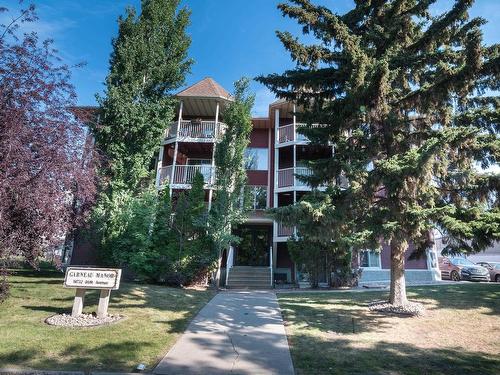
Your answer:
(170, 101), (182, 196)
(155, 146), (164, 189)
(269, 246), (273, 287)
(226, 246), (234, 287)
(208, 102), (219, 211)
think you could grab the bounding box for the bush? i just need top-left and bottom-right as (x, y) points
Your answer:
(94, 174), (218, 286)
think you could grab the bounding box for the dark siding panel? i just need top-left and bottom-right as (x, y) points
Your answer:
(249, 129), (269, 148)
(70, 230), (99, 266)
(247, 171), (268, 185)
(380, 242), (428, 269)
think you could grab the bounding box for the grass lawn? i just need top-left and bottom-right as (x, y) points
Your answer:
(0, 268), (215, 371)
(278, 284), (500, 375)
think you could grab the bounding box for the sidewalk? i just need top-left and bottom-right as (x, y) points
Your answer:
(153, 291), (294, 375)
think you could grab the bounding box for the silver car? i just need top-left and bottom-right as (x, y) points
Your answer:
(476, 262), (500, 282)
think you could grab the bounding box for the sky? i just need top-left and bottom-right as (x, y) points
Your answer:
(2, 0), (500, 116)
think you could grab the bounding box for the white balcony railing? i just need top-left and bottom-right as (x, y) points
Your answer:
(165, 121), (225, 141)
(277, 222), (294, 237)
(277, 123), (316, 144)
(158, 165), (215, 186)
(277, 167), (314, 188)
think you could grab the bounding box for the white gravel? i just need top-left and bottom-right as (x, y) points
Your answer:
(368, 300), (425, 317)
(45, 313), (123, 327)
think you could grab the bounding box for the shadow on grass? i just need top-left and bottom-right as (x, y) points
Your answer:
(0, 340), (154, 371)
(9, 279), (63, 285)
(9, 268), (63, 278)
(22, 305), (68, 314)
(280, 284), (500, 374)
(2, 272), (215, 371)
(291, 336), (500, 375)
(406, 283), (500, 316)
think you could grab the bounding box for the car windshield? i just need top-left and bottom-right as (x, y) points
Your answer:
(450, 258), (475, 266)
(480, 262), (500, 269)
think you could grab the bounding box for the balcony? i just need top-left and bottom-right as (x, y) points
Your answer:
(277, 123), (309, 144)
(277, 222), (294, 237)
(158, 164), (215, 188)
(273, 222), (295, 242)
(164, 120), (226, 143)
(277, 167), (315, 190)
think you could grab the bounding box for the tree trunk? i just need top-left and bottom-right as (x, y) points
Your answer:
(214, 248), (223, 288)
(389, 238), (408, 306)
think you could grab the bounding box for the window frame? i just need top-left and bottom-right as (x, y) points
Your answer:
(245, 185), (268, 210)
(359, 249), (382, 269)
(244, 147), (269, 171)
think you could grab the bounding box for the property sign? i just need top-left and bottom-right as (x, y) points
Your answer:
(64, 267), (122, 290)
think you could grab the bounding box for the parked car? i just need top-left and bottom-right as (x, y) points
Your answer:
(476, 262), (500, 282)
(438, 257), (490, 282)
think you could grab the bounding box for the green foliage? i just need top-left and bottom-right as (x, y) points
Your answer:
(258, 0), (499, 303)
(208, 78), (255, 261)
(93, 0), (193, 193)
(92, 188), (158, 270)
(270, 191), (359, 287)
(93, 174), (214, 285)
(168, 173), (215, 285)
(90, 0), (198, 285)
(92, 76), (254, 286)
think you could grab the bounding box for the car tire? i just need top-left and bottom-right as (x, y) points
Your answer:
(495, 275), (500, 283)
(451, 270), (460, 282)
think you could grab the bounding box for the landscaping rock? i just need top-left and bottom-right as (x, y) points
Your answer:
(45, 313), (123, 327)
(368, 300), (425, 317)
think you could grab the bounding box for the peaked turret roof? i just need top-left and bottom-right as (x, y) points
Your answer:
(176, 77), (232, 101)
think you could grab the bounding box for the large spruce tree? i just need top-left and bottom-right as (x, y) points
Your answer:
(258, 0), (499, 306)
(94, 0), (192, 192)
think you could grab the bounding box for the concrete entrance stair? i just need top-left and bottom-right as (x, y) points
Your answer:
(226, 266), (272, 289)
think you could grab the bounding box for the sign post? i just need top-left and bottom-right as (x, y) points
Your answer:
(64, 267), (122, 317)
(72, 288), (86, 316)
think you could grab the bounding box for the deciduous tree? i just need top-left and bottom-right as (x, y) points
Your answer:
(93, 0), (192, 193)
(0, 4), (96, 299)
(91, 0), (193, 265)
(209, 78), (254, 285)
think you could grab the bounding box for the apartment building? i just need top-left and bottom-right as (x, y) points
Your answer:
(154, 77), (442, 288)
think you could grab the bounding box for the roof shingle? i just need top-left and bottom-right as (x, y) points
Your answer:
(176, 77), (232, 100)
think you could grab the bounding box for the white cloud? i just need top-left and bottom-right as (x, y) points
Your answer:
(0, 4), (76, 41)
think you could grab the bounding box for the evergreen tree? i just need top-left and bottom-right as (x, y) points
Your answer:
(171, 172), (208, 253)
(94, 0), (192, 193)
(209, 78), (254, 285)
(171, 192), (191, 258)
(258, 0), (499, 306)
(150, 190), (173, 253)
(187, 172), (208, 233)
(270, 190), (362, 288)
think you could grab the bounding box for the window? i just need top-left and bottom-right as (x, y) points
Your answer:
(244, 148), (268, 170)
(359, 250), (381, 268)
(450, 257), (475, 266)
(186, 158), (211, 165)
(244, 186), (268, 210)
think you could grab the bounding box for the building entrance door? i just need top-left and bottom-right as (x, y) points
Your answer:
(234, 225), (271, 266)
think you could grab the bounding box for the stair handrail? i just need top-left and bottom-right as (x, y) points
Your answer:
(226, 246), (234, 286)
(269, 246), (273, 287)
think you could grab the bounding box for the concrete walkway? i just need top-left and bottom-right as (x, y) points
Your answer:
(153, 291), (294, 375)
